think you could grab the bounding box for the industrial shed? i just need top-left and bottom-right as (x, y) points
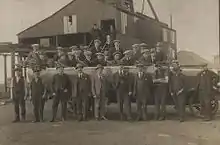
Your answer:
(17, 0), (176, 50)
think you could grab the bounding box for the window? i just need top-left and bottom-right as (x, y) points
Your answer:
(40, 38), (50, 47)
(63, 15), (77, 34)
(162, 28), (169, 42)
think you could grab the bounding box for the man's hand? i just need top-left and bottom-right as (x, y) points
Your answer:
(128, 92), (132, 96)
(93, 95), (97, 98)
(170, 92), (174, 96)
(64, 89), (68, 93)
(52, 93), (56, 96)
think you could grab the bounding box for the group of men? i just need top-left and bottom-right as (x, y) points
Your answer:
(25, 37), (168, 71)
(12, 57), (216, 123)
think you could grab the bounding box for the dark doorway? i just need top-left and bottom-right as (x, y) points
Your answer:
(101, 19), (116, 40)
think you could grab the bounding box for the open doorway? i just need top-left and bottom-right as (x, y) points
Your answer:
(101, 19), (116, 41)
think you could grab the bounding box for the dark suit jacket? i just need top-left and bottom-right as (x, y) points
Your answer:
(13, 76), (25, 98)
(72, 73), (91, 98)
(120, 57), (135, 66)
(91, 73), (108, 97)
(113, 72), (133, 96)
(169, 71), (185, 94)
(133, 72), (153, 99)
(30, 78), (44, 100)
(52, 73), (71, 95)
(197, 70), (215, 95)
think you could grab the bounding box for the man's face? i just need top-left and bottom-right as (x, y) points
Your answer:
(106, 35), (111, 43)
(94, 42), (100, 48)
(77, 68), (83, 73)
(143, 53), (149, 58)
(97, 55), (104, 60)
(156, 47), (161, 52)
(97, 68), (103, 75)
(57, 67), (64, 74)
(114, 54), (120, 60)
(34, 72), (40, 78)
(33, 46), (39, 52)
(114, 43), (120, 48)
(85, 55), (91, 60)
(203, 66), (208, 71)
(16, 71), (22, 77)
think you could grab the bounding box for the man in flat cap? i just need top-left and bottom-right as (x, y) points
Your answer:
(121, 50), (135, 66)
(25, 44), (42, 69)
(39, 51), (48, 69)
(197, 64), (216, 121)
(113, 65), (133, 121)
(153, 64), (169, 121)
(132, 44), (142, 61)
(30, 68), (45, 122)
(110, 40), (124, 56)
(138, 49), (152, 65)
(90, 39), (102, 59)
(50, 62), (71, 122)
(54, 47), (70, 67)
(133, 64), (153, 121)
(111, 51), (122, 66)
(72, 63), (91, 121)
(169, 62), (186, 122)
(83, 50), (96, 67)
(94, 52), (107, 66)
(12, 67), (26, 122)
(91, 64), (108, 120)
(103, 35), (114, 52)
(90, 24), (103, 41)
(155, 42), (166, 63)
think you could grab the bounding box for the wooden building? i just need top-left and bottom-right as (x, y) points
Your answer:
(17, 0), (176, 50)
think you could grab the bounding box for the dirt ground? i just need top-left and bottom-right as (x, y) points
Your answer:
(0, 101), (220, 145)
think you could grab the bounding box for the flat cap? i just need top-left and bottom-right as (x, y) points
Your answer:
(94, 39), (101, 43)
(96, 64), (104, 70)
(132, 44), (140, 48)
(156, 42), (163, 47)
(84, 50), (92, 56)
(113, 51), (122, 56)
(56, 46), (64, 50)
(113, 40), (120, 43)
(139, 43), (148, 47)
(141, 49), (150, 54)
(96, 52), (104, 57)
(70, 45), (78, 50)
(31, 44), (39, 47)
(123, 50), (133, 55)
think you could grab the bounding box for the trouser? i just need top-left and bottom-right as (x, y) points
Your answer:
(136, 98), (147, 120)
(77, 96), (89, 119)
(94, 96), (107, 118)
(32, 97), (43, 121)
(117, 93), (131, 119)
(52, 93), (68, 120)
(154, 84), (168, 119)
(199, 91), (212, 119)
(175, 93), (186, 120)
(13, 95), (26, 120)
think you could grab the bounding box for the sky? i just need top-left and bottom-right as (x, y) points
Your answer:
(0, 0), (219, 82)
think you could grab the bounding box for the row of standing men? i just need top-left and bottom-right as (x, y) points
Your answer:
(12, 60), (216, 123)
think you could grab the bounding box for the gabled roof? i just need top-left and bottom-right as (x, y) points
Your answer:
(17, 0), (77, 36)
(17, 0), (168, 36)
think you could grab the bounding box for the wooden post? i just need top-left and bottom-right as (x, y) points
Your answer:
(3, 54), (7, 92)
(10, 51), (15, 100)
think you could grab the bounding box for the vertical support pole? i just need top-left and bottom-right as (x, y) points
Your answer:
(10, 51), (15, 100)
(55, 35), (58, 47)
(219, 0), (220, 64)
(3, 54), (7, 92)
(83, 33), (87, 45)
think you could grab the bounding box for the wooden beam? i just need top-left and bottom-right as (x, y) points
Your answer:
(3, 54), (7, 92)
(147, 0), (159, 21)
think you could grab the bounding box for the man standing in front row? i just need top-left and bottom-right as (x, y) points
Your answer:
(197, 64), (215, 121)
(114, 66), (133, 121)
(51, 63), (71, 122)
(12, 67), (26, 123)
(72, 63), (91, 121)
(133, 64), (153, 121)
(30, 68), (45, 122)
(92, 64), (108, 121)
(169, 62), (186, 122)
